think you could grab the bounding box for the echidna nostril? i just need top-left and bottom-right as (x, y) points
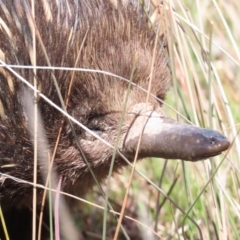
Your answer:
(210, 136), (216, 145)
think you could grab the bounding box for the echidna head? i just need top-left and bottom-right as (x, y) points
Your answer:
(0, 0), (229, 203)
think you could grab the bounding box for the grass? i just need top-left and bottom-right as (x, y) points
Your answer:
(0, 0), (239, 239)
(82, 0), (240, 239)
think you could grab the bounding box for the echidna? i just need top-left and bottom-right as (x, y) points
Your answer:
(0, 0), (229, 239)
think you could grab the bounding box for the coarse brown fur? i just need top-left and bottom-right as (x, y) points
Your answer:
(0, 0), (169, 203)
(0, 1), (170, 238)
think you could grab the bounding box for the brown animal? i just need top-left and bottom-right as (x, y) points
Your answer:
(0, 0), (229, 239)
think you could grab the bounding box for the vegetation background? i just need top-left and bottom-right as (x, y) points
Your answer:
(80, 1), (239, 239)
(1, 0), (239, 240)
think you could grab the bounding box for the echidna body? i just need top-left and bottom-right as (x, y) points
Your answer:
(0, 0), (229, 239)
